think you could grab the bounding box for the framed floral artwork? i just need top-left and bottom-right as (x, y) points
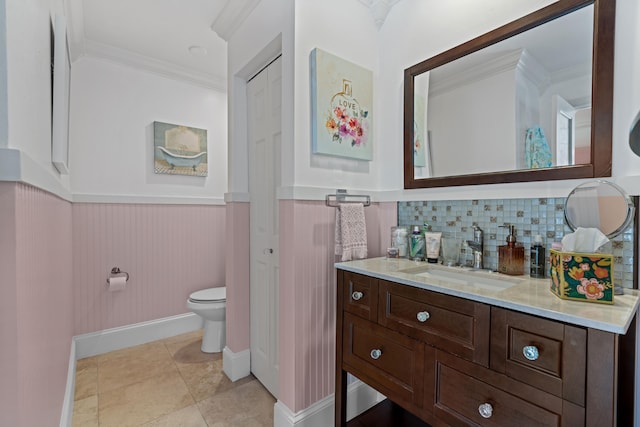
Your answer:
(310, 48), (373, 161)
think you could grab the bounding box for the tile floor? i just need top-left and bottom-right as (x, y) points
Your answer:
(72, 330), (275, 427)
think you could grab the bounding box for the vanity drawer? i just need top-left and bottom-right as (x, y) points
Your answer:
(342, 272), (378, 321)
(433, 350), (585, 427)
(343, 312), (425, 411)
(378, 280), (490, 366)
(491, 307), (586, 406)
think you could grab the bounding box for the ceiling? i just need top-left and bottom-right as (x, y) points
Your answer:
(64, 0), (395, 92)
(65, 0), (259, 91)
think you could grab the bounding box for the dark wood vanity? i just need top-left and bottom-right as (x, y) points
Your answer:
(335, 264), (638, 427)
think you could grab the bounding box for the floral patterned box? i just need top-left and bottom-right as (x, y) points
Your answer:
(549, 249), (614, 304)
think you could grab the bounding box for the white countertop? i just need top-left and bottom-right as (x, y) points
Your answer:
(336, 257), (640, 334)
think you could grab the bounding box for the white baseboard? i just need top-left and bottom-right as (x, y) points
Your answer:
(273, 380), (383, 427)
(223, 346), (251, 381)
(60, 313), (204, 424)
(59, 339), (76, 427)
(74, 313), (202, 359)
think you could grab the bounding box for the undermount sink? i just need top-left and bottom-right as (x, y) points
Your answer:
(398, 264), (523, 291)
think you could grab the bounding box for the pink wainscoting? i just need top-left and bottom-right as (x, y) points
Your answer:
(0, 182), (19, 427)
(278, 200), (397, 412)
(0, 183), (74, 427)
(72, 203), (226, 334)
(224, 201), (250, 352)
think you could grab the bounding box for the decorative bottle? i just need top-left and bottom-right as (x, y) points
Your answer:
(409, 226), (425, 261)
(498, 225), (525, 275)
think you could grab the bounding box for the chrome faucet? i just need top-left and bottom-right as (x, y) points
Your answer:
(466, 226), (484, 269)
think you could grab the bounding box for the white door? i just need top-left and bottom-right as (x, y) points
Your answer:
(247, 56), (281, 397)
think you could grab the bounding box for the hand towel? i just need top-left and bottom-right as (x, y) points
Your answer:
(335, 203), (368, 261)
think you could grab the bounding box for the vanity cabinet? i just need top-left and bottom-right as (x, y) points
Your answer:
(335, 269), (635, 427)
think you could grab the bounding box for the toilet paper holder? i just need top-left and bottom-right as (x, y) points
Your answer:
(107, 267), (129, 283)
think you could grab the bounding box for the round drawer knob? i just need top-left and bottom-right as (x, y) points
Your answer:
(351, 291), (363, 301)
(523, 345), (540, 361)
(478, 402), (493, 418)
(370, 349), (382, 360)
(416, 311), (430, 322)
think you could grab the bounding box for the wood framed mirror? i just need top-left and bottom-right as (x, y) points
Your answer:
(404, 0), (614, 189)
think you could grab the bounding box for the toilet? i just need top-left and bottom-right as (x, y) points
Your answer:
(187, 286), (226, 353)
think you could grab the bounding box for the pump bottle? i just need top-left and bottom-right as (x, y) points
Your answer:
(498, 224), (525, 275)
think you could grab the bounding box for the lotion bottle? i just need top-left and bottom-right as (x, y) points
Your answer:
(409, 226), (425, 261)
(498, 224), (525, 275)
(530, 234), (546, 278)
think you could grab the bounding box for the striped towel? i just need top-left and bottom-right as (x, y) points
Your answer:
(335, 203), (368, 261)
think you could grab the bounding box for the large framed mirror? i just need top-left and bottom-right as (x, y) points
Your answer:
(404, 0), (614, 189)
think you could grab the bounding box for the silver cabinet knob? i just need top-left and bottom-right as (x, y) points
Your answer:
(478, 402), (493, 418)
(416, 311), (430, 322)
(351, 291), (363, 301)
(370, 349), (382, 360)
(523, 345), (540, 361)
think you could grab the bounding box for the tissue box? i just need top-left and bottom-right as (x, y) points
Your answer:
(549, 249), (614, 304)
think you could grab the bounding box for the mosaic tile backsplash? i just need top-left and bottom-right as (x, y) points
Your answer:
(398, 198), (635, 289)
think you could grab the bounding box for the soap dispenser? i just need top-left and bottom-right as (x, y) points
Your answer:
(498, 224), (525, 275)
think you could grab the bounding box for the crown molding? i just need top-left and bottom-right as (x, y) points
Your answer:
(211, 0), (261, 41)
(65, 0), (226, 91)
(83, 39), (226, 91)
(357, 0), (403, 29)
(429, 49), (524, 97)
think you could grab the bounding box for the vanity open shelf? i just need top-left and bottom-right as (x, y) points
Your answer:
(335, 258), (639, 427)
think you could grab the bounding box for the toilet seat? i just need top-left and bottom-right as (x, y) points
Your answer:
(189, 287), (226, 303)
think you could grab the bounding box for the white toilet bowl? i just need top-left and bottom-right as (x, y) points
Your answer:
(187, 287), (226, 353)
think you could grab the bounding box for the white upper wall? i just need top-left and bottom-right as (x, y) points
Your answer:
(69, 57), (227, 203)
(1, 0), (227, 203)
(229, 0), (640, 201)
(292, 0), (379, 194)
(1, 0), (71, 197)
(6, 0), (640, 202)
(225, 0), (293, 198)
(378, 0), (640, 199)
(0, 0), (8, 148)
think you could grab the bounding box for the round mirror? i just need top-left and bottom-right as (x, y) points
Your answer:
(564, 180), (635, 238)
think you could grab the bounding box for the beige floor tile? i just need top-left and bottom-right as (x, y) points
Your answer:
(167, 335), (220, 364)
(161, 329), (204, 348)
(98, 370), (194, 427)
(140, 404), (208, 427)
(74, 363), (98, 401)
(208, 417), (270, 427)
(97, 340), (169, 364)
(76, 355), (99, 370)
(73, 331), (269, 427)
(198, 378), (274, 426)
(72, 395), (98, 427)
(177, 359), (256, 402)
(234, 380), (276, 420)
(98, 341), (177, 393)
(197, 386), (257, 426)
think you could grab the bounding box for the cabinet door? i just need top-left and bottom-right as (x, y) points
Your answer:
(491, 308), (586, 406)
(378, 280), (490, 366)
(343, 271), (379, 321)
(433, 350), (585, 427)
(343, 312), (425, 412)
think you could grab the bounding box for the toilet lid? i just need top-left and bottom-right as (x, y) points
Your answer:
(189, 287), (226, 302)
